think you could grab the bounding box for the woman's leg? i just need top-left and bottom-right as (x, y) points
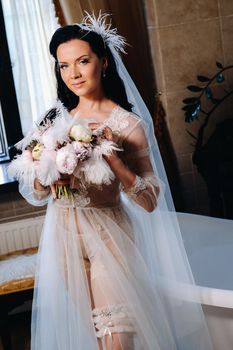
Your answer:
(90, 255), (134, 350)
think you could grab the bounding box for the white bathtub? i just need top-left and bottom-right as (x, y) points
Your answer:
(177, 212), (233, 350)
(1, 213), (233, 348)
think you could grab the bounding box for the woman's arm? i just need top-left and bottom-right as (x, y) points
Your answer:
(105, 153), (159, 213)
(19, 176), (50, 206)
(105, 154), (136, 190)
(103, 124), (160, 213)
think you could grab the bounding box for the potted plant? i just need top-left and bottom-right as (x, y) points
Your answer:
(182, 62), (233, 218)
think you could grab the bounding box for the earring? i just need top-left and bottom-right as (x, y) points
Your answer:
(102, 71), (106, 78)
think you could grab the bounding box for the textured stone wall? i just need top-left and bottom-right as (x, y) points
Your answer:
(144, 0), (233, 214)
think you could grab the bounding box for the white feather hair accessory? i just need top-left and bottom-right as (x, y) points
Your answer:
(79, 11), (127, 54)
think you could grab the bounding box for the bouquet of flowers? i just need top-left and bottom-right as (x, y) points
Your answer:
(8, 111), (120, 198)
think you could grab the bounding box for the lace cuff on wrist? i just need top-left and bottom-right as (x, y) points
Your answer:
(121, 175), (147, 199)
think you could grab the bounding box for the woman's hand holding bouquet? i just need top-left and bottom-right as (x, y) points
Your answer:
(8, 115), (120, 199)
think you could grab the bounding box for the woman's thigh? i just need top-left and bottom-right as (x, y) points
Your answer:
(90, 257), (134, 350)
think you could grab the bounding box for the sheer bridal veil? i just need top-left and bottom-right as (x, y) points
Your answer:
(78, 12), (213, 350)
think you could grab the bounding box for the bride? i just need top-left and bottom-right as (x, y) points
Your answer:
(15, 13), (213, 350)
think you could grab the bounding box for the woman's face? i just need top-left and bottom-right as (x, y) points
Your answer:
(56, 39), (107, 99)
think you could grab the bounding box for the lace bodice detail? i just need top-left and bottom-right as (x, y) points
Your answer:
(54, 193), (91, 208)
(104, 106), (130, 134)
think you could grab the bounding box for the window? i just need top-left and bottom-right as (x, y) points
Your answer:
(0, 0), (58, 167)
(0, 0), (23, 163)
(0, 103), (9, 161)
(1, 0), (58, 137)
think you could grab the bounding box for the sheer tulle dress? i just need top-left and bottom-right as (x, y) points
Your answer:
(19, 105), (212, 350)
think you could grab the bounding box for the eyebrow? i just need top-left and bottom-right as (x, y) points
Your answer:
(58, 54), (90, 64)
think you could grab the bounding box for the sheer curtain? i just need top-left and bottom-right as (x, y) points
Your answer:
(2, 0), (59, 135)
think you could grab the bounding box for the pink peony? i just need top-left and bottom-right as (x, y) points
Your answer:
(56, 143), (78, 174)
(72, 141), (92, 161)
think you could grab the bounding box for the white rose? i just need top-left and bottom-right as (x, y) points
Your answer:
(69, 125), (92, 143)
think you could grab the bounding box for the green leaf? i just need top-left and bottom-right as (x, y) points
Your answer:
(183, 97), (199, 104)
(182, 104), (200, 112)
(185, 112), (191, 123)
(185, 112), (196, 123)
(197, 75), (210, 82)
(205, 87), (213, 99)
(216, 61), (224, 69)
(216, 73), (225, 83)
(182, 105), (195, 111)
(187, 85), (203, 92)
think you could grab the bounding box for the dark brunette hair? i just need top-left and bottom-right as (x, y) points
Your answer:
(48, 25), (132, 116)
